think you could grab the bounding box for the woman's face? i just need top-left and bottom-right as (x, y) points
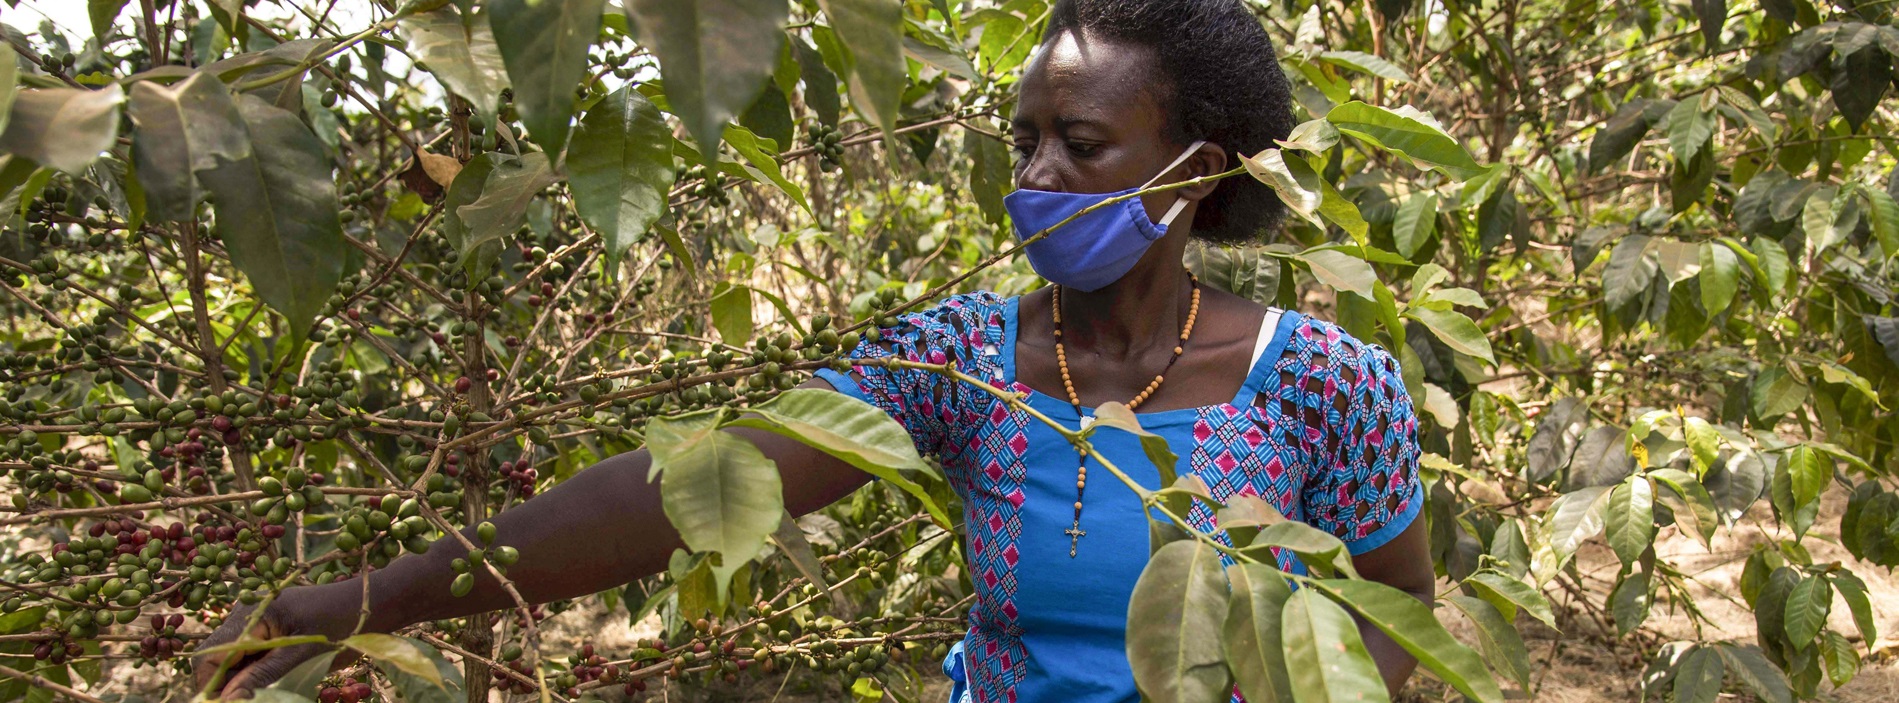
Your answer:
(1010, 28), (1169, 194)
(1011, 29), (1194, 220)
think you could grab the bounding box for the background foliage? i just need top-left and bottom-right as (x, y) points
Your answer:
(0, 0), (1895, 702)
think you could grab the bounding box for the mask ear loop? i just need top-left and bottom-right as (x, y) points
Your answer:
(1141, 140), (1207, 228)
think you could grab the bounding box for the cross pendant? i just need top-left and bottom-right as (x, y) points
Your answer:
(1064, 520), (1087, 558)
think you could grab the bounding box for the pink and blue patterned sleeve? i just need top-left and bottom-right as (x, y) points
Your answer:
(812, 294), (996, 461)
(1281, 320), (1424, 554)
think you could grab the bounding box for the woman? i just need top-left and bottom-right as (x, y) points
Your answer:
(197, 1), (1433, 701)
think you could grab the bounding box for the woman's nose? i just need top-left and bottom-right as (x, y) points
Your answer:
(1015, 145), (1063, 192)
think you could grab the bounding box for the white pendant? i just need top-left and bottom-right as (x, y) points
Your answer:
(1079, 415), (1095, 430)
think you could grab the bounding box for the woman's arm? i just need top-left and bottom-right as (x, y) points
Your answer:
(1349, 519), (1434, 693)
(195, 380), (871, 697)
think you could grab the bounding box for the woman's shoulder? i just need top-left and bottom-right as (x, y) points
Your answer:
(895, 291), (1012, 328)
(1274, 311), (1407, 392)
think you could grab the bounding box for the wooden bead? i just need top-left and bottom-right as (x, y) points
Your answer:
(1074, 501), (1084, 511)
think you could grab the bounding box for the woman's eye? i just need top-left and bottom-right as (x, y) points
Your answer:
(1012, 142), (1036, 160)
(1066, 142), (1100, 157)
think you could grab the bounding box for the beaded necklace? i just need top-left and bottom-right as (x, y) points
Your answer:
(1051, 272), (1201, 556)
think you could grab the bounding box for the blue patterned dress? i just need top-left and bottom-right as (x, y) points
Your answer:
(814, 292), (1422, 703)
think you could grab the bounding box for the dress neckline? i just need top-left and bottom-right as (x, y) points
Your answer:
(998, 295), (1299, 427)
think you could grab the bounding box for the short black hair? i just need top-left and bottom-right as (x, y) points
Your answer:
(1044, 0), (1295, 244)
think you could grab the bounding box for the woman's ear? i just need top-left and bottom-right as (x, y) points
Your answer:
(1176, 142), (1228, 202)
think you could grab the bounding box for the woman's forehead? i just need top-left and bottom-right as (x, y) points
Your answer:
(1013, 29), (1162, 130)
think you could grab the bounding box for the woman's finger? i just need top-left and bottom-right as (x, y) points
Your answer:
(217, 644), (324, 700)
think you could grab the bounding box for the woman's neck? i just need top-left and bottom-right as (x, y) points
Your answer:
(1057, 262), (1192, 360)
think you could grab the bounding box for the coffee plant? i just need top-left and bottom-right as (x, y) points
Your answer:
(0, 0), (1894, 702)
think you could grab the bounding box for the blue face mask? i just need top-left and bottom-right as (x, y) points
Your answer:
(1005, 141), (1206, 292)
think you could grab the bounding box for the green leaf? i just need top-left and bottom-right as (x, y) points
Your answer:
(1465, 570), (1557, 629)
(342, 633), (444, 689)
(1649, 468), (1718, 548)
(90, 0), (133, 46)
(1589, 99), (1654, 173)
(1750, 236), (1791, 297)
(1404, 307), (1495, 365)
(1222, 563), (1295, 703)
(569, 85), (675, 266)
(1784, 446), (1828, 512)
(1242, 521), (1357, 579)
(817, 0), (905, 134)
(792, 36), (841, 128)
(722, 124), (809, 211)
(1392, 191), (1437, 259)
(1317, 50), (1411, 82)
(768, 510), (830, 597)
(1317, 179), (1370, 242)
(1281, 587), (1389, 703)
(489, 0), (604, 156)
(708, 282), (753, 345)
(966, 128), (1010, 226)
(1609, 569), (1650, 633)
(1444, 595), (1533, 689)
(650, 413), (785, 564)
(1673, 646), (1724, 703)
(126, 72), (252, 223)
(398, 7), (510, 118)
(1665, 93), (1716, 165)
(1326, 101), (1486, 180)
(452, 152), (555, 276)
(1714, 643), (1793, 703)
(1802, 193), (1846, 256)
(1833, 44), (1891, 131)
(0, 85), (126, 175)
(1546, 485), (1611, 572)
(628, 0), (788, 164)
(1782, 575), (1831, 647)
(1315, 580), (1503, 703)
(1289, 248), (1374, 299)
(1697, 241), (1740, 315)
(1605, 475), (1655, 566)
(270, 650), (339, 698)
(440, 150), (502, 258)
(1862, 185), (1899, 258)
(1090, 401), (1180, 487)
(727, 388), (948, 526)
(1683, 417), (1720, 477)
(1277, 118), (1339, 153)
(1602, 234), (1657, 309)
(196, 94), (345, 338)
(1830, 572), (1878, 651)
(0, 35), (17, 137)
(1751, 368), (1808, 419)
(1242, 149), (1323, 229)
(1126, 540), (1232, 703)
(1819, 630), (1860, 688)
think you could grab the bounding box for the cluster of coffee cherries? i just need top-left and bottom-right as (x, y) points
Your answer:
(549, 642), (618, 697)
(28, 631), (84, 665)
(496, 458), (539, 497)
(488, 643), (541, 695)
(246, 467), (329, 528)
(137, 614), (190, 661)
(805, 120), (846, 172)
(315, 676), (376, 703)
(446, 521), (519, 597)
(323, 494), (433, 572)
(681, 165), (732, 207)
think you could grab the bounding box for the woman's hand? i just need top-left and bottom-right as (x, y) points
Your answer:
(191, 588), (357, 699)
